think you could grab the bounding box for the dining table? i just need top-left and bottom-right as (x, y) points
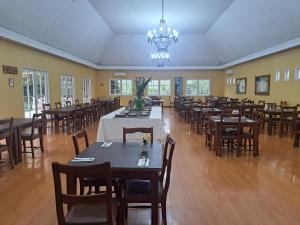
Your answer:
(43, 104), (93, 135)
(97, 106), (166, 142)
(67, 141), (163, 225)
(210, 116), (260, 156)
(0, 118), (32, 164)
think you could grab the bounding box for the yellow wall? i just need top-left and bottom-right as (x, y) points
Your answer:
(0, 39), (97, 117)
(95, 70), (225, 106)
(224, 46), (300, 105)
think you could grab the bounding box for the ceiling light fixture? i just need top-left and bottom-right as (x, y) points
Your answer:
(151, 50), (170, 67)
(147, 0), (178, 67)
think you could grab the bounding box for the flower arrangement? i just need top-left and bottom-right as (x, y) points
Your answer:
(142, 133), (151, 145)
(135, 77), (152, 110)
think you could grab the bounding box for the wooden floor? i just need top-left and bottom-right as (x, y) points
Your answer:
(0, 108), (300, 225)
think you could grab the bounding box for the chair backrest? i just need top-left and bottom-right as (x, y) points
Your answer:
(42, 103), (51, 111)
(220, 114), (242, 136)
(265, 102), (276, 110)
(72, 129), (89, 156)
(52, 162), (113, 225)
(280, 106), (297, 119)
(258, 100), (265, 106)
(0, 117), (14, 148)
(30, 114), (43, 136)
(160, 135), (176, 198)
(65, 101), (72, 107)
(122, 127), (153, 143)
(280, 101), (288, 108)
(55, 102), (62, 108)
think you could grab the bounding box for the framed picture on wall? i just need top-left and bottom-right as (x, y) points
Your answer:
(255, 75), (270, 95)
(236, 77), (247, 94)
(8, 78), (14, 87)
(175, 77), (183, 96)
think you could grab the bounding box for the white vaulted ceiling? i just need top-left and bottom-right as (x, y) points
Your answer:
(0, 0), (300, 69)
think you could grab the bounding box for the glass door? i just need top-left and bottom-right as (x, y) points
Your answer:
(82, 77), (91, 103)
(22, 69), (49, 118)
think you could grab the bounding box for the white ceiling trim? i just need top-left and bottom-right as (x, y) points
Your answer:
(0, 26), (100, 69)
(1, 25), (300, 71)
(220, 36), (300, 69)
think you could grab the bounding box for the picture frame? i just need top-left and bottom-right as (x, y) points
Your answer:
(175, 77), (183, 96)
(255, 75), (270, 95)
(8, 78), (14, 87)
(236, 77), (247, 94)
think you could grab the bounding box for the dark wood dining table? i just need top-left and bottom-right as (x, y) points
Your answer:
(43, 104), (91, 135)
(67, 141), (163, 225)
(0, 118), (32, 164)
(210, 116), (260, 156)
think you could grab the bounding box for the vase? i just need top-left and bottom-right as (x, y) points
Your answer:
(135, 97), (144, 110)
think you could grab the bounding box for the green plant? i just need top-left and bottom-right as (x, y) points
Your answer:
(135, 77), (152, 98)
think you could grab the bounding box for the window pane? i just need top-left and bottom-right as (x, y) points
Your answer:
(186, 80), (198, 96)
(148, 80), (160, 96)
(121, 80), (132, 95)
(159, 80), (171, 96)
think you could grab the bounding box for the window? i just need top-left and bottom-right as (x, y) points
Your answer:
(295, 67), (300, 80)
(275, 70), (281, 82)
(82, 77), (91, 103)
(22, 68), (49, 118)
(61, 74), (75, 105)
(284, 68), (290, 81)
(227, 77), (231, 85)
(109, 79), (132, 96)
(186, 79), (210, 96)
(148, 80), (171, 96)
(232, 77), (236, 84)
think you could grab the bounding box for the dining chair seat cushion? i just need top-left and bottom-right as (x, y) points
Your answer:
(66, 203), (108, 224)
(125, 179), (162, 196)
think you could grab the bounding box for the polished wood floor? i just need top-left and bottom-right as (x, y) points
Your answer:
(0, 108), (300, 225)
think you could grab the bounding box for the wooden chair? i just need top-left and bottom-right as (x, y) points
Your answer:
(0, 117), (14, 169)
(51, 162), (115, 225)
(279, 106), (297, 137)
(294, 120), (300, 147)
(21, 113), (44, 158)
(42, 103), (57, 131)
(123, 127), (153, 143)
(66, 101), (72, 107)
(217, 114), (242, 157)
(204, 111), (215, 151)
(168, 96), (174, 107)
(55, 102), (62, 108)
(72, 130), (106, 194)
(123, 135), (176, 225)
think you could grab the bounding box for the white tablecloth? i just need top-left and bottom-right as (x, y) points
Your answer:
(96, 107), (166, 142)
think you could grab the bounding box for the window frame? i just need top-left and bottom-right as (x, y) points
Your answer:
(147, 79), (171, 96)
(295, 67), (300, 81)
(284, 68), (290, 81)
(275, 70), (281, 82)
(109, 79), (132, 96)
(61, 74), (75, 105)
(82, 77), (92, 103)
(186, 79), (211, 96)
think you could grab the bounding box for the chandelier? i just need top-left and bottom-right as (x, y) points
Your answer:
(147, 0), (178, 66)
(151, 50), (170, 67)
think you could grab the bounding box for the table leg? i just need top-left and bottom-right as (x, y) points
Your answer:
(151, 173), (159, 225)
(253, 124), (259, 156)
(11, 129), (19, 164)
(66, 113), (71, 135)
(268, 115), (273, 135)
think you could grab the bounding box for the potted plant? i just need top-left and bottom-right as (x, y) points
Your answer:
(135, 77), (152, 110)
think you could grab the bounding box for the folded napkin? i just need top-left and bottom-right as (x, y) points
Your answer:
(71, 157), (95, 162)
(137, 158), (150, 167)
(101, 142), (112, 148)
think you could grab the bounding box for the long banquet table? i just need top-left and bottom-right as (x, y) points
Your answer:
(97, 107), (166, 142)
(68, 141), (163, 225)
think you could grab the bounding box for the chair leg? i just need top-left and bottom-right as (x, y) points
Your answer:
(161, 200), (167, 225)
(30, 139), (35, 158)
(40, 136), (44, 153)
(22, 139), (26, 153)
